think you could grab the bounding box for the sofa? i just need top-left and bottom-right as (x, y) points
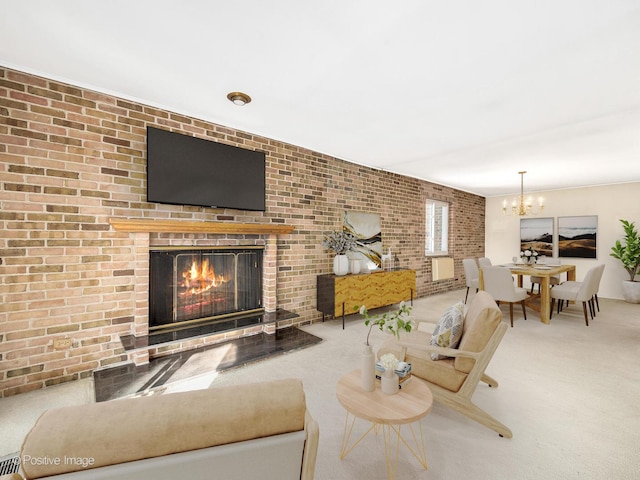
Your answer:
(3, 378), (318, 480)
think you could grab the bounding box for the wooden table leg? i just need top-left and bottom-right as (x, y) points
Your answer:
(539, 276), (551, 324)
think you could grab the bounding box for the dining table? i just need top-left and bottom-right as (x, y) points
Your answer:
(479, 263), (576, 324)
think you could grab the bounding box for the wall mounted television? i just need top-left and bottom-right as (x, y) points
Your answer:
(146, 126), (266, 211)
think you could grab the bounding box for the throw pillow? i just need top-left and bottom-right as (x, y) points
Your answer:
(429, 301), (464, 360)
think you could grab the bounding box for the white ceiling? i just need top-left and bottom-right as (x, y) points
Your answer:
(2, 0), (640, 197)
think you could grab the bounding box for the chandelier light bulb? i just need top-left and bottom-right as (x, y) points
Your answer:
(502, 171), (545, 217)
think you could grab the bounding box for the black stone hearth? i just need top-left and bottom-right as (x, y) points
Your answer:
(120, 309), (297, 352)
(95, 326), (321, 402)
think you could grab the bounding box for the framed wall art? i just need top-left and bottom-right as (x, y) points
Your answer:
(342, 211), (382, 270)
(520, 217), (553, 257)
(558, 215), (597, 258)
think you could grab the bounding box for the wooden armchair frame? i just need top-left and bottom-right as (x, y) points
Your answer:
(397, 320), (512, 438)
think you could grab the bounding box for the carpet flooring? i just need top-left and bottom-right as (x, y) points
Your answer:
(1, 289), (638, 479)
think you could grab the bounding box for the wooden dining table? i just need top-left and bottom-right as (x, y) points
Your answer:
(479, 263), (576, 324)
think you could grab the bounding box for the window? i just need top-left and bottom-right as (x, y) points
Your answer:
(425, 199), (449, 255)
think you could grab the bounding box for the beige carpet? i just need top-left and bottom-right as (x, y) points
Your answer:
(2, 289), (639, 479)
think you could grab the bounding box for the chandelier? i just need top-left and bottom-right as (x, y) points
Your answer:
(502, 171), (544, 216)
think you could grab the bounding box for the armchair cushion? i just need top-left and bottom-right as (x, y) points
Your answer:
(429, 302), (464, 360)
(378, 329), (468, 393)
(454, 291), (502, 373)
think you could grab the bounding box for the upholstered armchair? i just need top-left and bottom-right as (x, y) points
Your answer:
(378, 291), (512, 438)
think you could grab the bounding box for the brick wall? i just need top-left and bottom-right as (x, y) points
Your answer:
(0, 67), (485, 397)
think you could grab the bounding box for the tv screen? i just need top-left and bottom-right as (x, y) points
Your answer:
(146, 126), (266, 211)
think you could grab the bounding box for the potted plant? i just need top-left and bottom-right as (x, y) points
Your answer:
(360, 301), (413, 347)
(322, 230), (357, 275)
(357, 301), (413, 392)
(610, 219), (640, 303)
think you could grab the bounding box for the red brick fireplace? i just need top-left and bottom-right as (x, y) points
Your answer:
(109, 218), (294, 365)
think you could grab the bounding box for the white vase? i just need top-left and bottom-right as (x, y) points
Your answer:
(361, 345), (375, 392)
(350, 259), (361, 275)
(333, 254), (349, 276)
(381, 368), (399, 395)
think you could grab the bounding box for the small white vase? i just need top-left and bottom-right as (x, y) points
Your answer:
(350, 259), (361, 275)
(333, 254), (349, 276)
(381, 368), (399, 395)
(361, 344), (375, 392)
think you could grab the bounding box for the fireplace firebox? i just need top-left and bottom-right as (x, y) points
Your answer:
(149, 247), (263, 331)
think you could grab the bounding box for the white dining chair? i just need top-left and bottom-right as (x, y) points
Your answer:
(549, 264), (602, 326)
(591, 264), (605, 312)
(481, 266), (529, 327)
(529, 257), (561, 294)
(462, 258), (479, 304)
(478, 257), (492, 269)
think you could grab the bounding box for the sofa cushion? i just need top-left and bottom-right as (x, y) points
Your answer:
(20, 379), (306, 479)
(454, 291), (502, 373)
(429, 302), (464, 360)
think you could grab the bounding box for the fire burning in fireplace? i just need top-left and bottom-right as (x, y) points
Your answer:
(149, 248), (264, 330)
(181, 259), (229, 296)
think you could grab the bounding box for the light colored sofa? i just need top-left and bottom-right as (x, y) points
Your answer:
(5, 378), (318, 480)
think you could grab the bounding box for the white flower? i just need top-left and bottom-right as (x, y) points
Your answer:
(524, 250), (532, 257)
(379, 353), (399, 371)
(359, 305), (366, 315)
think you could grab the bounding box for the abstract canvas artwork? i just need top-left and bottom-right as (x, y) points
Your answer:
(558, 216), (597, 258)
(520, 217), (553, 257)
(342, 211), (382, 270)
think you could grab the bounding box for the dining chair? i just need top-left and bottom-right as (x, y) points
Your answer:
(591, 264), (605, 312)
(478, 257), (492, 269)
(549, 264), (602, 326)
(481, 266), (529, 327)
(462, 258), (479, 304)
(529, 257), (561, 294)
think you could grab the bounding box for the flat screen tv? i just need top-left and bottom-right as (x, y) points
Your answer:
(146, 126), (266, 211)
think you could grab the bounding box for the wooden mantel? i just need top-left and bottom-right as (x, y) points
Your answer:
(108, 218), (294, 235)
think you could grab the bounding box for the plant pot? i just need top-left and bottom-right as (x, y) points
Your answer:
(381, 368), (399, 395)
(621, 280), (640, 303)
(333, 254), (349, 276)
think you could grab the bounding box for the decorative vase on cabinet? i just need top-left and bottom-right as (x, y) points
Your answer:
(333, 254), (349, 276)
(350, 259), (361, 275)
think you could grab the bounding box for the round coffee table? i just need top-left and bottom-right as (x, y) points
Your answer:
(336, 369), (433, 479)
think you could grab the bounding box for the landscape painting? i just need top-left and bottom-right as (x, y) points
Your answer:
(558, 215), (597, 258)
(342, 211), (382, 269)
(520, 217), (553, 256)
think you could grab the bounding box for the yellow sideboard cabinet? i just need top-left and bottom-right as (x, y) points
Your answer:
(316, 269), (416, 328)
